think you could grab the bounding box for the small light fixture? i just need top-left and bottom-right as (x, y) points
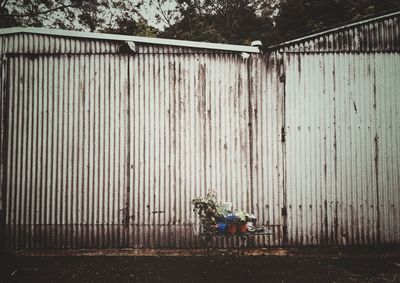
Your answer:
(251, 40), (262, 47)
(241, 52), (250, 59)
(126, 41), (136, 52)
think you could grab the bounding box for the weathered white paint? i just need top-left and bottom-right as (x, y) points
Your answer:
(2, 49), (279, 249)
(278, 10), (400, 246)
(0, 54), (6, 224)
(284, 52), (400, 245)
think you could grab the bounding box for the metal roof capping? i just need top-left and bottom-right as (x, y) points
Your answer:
(0, 27), (260, 53)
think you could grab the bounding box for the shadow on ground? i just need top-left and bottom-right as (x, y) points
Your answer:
(1, 248), (400, 282)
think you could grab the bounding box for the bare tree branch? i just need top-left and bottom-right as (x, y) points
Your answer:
(8, 4), (74, 17)
(152, 0), (172, 26)
(1, 0), (10, 8)
(185, 0), (201, 22)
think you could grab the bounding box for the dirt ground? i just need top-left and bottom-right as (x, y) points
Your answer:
(1, 248), (400, 282)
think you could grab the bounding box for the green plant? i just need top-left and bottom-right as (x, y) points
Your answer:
(215, 206), (229, 222)
(234, 210), (247, 224)
(192, 193), (218, 232)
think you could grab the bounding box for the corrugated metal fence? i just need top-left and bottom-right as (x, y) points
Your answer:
(0, 41), (284, 249)
(280, 10), (400, 245)
(284, 52), (400, 245)
(0, 10), (399, 249)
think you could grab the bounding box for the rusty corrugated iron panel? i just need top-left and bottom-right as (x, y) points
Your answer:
(283, 52), (400, 245)
(374, 52), (400, 244)
(0, 34), (120, 54)
(4, 54), (131, 249)
(0, 27), (260, 53)
(273, 11), (400, 52)
(0, 53), (7, 246)
(2, 48), (281, 249)
(275, 9), (400, 247)
(0, 33), (247, 55)
(249, 54), (285, 246)
(125, 49), (263, 248)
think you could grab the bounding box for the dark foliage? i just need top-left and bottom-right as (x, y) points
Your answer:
(158, 0), (400, 46)
(0, 0), (157, 36)
(1, 0), (400, 46)
(160, 0), (281, 45)
(276, 0), (400, 41)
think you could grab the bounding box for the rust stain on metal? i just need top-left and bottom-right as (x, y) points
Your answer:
(0, 55), (10, 251)
(353, 101), (358, 113)
(374, 134), (380, 244)
(246, 58), (255, 215)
